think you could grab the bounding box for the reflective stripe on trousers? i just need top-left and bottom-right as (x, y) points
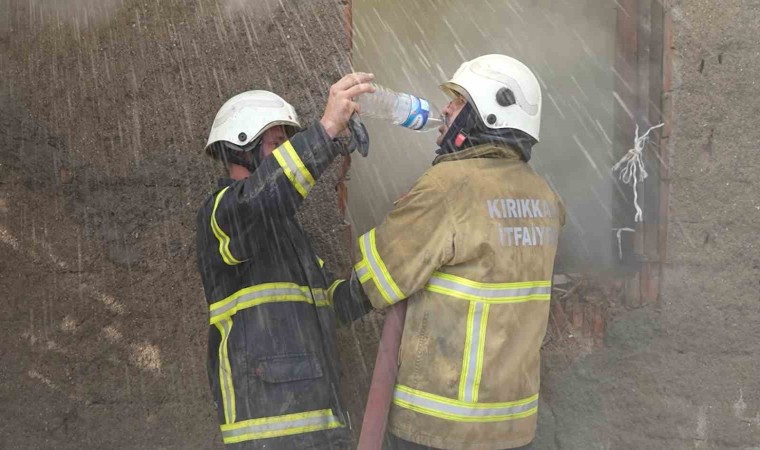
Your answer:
(220, 409), (343, 444)
(209, 282), (332, 325)
(272, 140), (316, 198)
(393, 385), (538, 423)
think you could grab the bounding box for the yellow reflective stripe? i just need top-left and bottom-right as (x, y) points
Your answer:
(472, 304), (489, 402)
(215, 318), (236, 424)
(459, 302), (475, 401)
(426, 272), (551, 303)
(433, 272), (551, 290)
(220, 409), (342, 444)
(354, 260), (371, 283)
(358, 229), (404, 305)
(317, 257), (326, 268)
(369, 229), (404, 299)
(272, 149), (307, 197)
(209, 283), (328, 324)
(284, 140), (316, 187)
(211, 187), (242, 266)
(457, 302), (490, 402)
(393, 385), (538, 423)
(272, 141), (315, 198)
(312, 287), (331, 308)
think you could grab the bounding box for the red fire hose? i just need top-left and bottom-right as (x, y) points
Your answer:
(358, 302), (408, 450)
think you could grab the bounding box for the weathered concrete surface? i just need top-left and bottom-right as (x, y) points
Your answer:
(0, 0), (370, 448)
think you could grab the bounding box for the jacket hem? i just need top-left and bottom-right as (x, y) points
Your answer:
(388, 423), (534, 450)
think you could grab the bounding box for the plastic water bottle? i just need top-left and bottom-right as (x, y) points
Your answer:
(357, 84), (442, 132)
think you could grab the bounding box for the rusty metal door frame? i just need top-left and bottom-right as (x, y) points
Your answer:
(614, 0), (672, 306)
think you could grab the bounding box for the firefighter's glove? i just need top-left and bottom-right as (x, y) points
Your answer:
(343, 112), (370, 157)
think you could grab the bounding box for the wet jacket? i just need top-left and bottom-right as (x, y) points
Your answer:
(196, 122), (364, 449)
(354, 144), (565, 450)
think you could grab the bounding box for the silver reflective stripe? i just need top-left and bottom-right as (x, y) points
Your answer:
(221, 412), (340, 440)
(427, 276), (551, 300)
(360, 231), (402, 303)
(211, 286), (309, 321)
(312, 288), (329, 306)
(217, 318), (235, 424)
(355, 263), (369, 280)
(462, 303), (485, 402)
(276, 145), (313, 196)
(394, 388), (538, 419)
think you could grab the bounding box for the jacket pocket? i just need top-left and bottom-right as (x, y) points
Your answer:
(255, 352), (323, 384)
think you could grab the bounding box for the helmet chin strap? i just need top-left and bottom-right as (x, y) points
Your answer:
(219, 140), (263, 173)
(436, 102), (536, 162)
(436, 103), (480, 156)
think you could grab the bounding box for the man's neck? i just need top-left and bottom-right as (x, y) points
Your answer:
(229, 163), (250, 181)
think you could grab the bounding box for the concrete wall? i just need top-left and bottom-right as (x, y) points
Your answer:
(348, 0), (620, 270)
(532, 2), (760, 448)
(0, 0), (356, 447)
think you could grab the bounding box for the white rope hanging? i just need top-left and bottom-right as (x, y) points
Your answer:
(612, 227), (635, 260)
(612, 123), (664, 222)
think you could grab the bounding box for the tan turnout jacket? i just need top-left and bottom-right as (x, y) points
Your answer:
(355, 144), (565, 450)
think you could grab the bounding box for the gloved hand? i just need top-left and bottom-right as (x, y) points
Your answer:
(344, 112), (370, 157)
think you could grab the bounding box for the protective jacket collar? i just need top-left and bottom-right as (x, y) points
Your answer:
(433, 143), (523, 166)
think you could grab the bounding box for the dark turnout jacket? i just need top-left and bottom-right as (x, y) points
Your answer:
(196, 122), (364, 449)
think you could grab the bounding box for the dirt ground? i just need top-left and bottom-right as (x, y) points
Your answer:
(1, 0), (759, 449)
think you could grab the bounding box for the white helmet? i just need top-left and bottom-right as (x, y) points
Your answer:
(205, 90), (301, 158)
(441, 54), (542, 141)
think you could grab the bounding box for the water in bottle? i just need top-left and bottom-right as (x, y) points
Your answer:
(357, 84), (442, 132)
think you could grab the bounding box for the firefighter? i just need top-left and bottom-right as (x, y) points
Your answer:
(196, 73), (374, 449)
(351, 55), (566, 449)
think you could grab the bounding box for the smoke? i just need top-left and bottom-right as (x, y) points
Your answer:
(348, 0), (619, 270)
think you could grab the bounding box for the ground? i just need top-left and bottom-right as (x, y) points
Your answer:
(1, 0), (759, 449)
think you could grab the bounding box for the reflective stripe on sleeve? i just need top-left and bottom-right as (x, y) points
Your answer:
(272, 140), (316, 198)
(357, 229), (404, 305)
(211, 187), (243, 266)
(354, 260), (371, 283)
(220, 409), (343, 444)
(393, 385), (538, 423)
